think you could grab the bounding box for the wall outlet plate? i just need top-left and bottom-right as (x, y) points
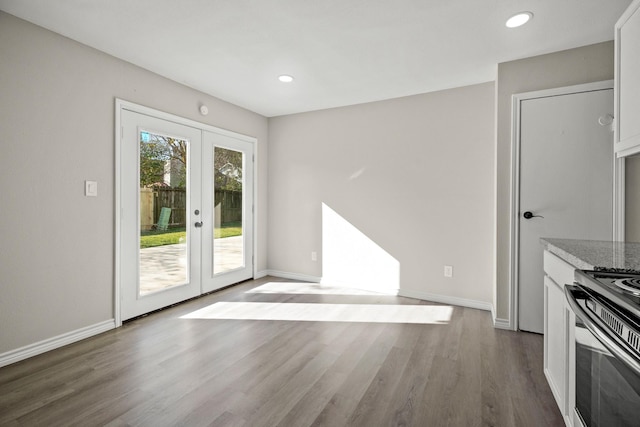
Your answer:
(444, 265), (453, 278)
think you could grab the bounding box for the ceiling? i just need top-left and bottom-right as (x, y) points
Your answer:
(0, 0), (632, 117)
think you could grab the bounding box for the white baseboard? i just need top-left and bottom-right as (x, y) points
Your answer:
(254, 269), (269, 279)
(0, 319), (116, 368)
(398, 289), (493, 312)
(320, 278), (400, 295)
(492, 317), (513, 330)
(255, 272), (505, 325)
(262, 270), (322, 283)
(490, 303), (514, 330)
(491, 306), (513, 331)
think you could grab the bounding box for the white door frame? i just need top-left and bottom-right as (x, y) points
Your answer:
(507, 80), (624, 331)
(114, 99), (258, 327)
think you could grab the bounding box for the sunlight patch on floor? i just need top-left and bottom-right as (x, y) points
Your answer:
(245, 282), (389, 296)
(181, 302), (453, 324)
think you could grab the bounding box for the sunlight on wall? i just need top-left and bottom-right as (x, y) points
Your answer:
(181, 302), (452, 324)
(349, 167), (366, 180)
(322, 203), (400, 293)
(246, 282), (386, 296)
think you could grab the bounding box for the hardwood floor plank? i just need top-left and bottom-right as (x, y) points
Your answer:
(346, 345), (414, 427)
(309, 324), (398, 426)
(446, 307), (485, 427)
(209, 410), (247, 427)
(275, 323), (387, 427)
(134, 323), (317, 425)
(0, 277), (563, 426)
(240, 345), (341, 426)
(380, 325), (446, 426)
(275, 370), (348, 427)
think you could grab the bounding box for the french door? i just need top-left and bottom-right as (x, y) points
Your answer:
(201, 131), (254, 293)
(119, 107), (253, 321)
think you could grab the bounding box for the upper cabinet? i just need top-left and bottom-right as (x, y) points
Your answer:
(615, 0), (640, 157)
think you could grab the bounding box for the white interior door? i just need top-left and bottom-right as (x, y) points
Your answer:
(518, 88), (614, 333)
(201, 131), (254, 293)
(121, 110), (202, 320)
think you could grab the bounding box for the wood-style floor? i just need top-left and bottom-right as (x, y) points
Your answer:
(0, 277), (563, 426)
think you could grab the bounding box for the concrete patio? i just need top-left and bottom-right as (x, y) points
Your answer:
(139, 235), (243, 295)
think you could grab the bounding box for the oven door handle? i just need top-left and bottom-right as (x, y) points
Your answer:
(565, 284), (640, 376)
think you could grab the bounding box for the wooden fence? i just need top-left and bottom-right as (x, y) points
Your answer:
(141, 187), (242, 230)
(215, 190), (243, 224)
(154, 187), (187, 228)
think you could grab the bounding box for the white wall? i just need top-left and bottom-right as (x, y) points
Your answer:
(0, 12), (268, 356)
(268, 82), (495, 307)
(495, 42), (615, 321)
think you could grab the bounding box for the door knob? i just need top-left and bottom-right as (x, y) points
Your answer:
(523, 211), (544, 219)
(194, 221), (203, 228)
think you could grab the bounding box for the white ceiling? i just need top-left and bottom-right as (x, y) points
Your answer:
(0, 0), (632, 117)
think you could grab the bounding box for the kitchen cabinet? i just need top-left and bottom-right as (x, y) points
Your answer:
(543, 250), (575, 426)
(615, 0), (640, 157)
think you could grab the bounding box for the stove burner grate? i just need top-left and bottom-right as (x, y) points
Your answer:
(614, 278), (640, 294)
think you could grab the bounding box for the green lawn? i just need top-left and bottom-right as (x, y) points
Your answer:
(140, 222), (242, 248)
(216, 222), (242, 239)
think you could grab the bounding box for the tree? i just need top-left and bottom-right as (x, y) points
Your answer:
(139, 135), (169, 187)
(139, 133), (187, 187)
(214, 148), (243, 192)
(139, 133), (243, 191)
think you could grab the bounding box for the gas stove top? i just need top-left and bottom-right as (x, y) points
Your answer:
(575, 270), (640, 318)
(614, 277), (640, 295)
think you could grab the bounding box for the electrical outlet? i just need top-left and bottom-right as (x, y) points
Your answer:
(311, 251), (317, 261)
(444, 265), (453, 278)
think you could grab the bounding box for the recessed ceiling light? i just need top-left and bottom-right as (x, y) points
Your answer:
(278, 75), (294, 83)
(506, 12), (533, 28)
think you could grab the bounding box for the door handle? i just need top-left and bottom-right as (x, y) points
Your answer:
(194, 221), (203, 228)
(523, 211), (544, 219)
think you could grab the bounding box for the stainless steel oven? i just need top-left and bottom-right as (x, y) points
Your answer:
(565, 271), (640, 427)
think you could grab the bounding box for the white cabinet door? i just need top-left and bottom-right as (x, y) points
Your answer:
(615, 0), (640, 157)
(543, 250), (576, 424)
(544, 275), (567, 417)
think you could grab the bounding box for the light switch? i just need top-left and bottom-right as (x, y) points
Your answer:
(85, 180), (98, 197)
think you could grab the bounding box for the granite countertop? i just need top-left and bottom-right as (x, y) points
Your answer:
(541, 238), (640, 273)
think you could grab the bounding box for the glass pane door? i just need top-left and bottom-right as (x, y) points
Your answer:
(119, 105), (254, 320)
(213, 146), (244, 275)
(201, 131), (254, 293)
(139, 131), (189, 295)
(120, 110), (201, 321)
